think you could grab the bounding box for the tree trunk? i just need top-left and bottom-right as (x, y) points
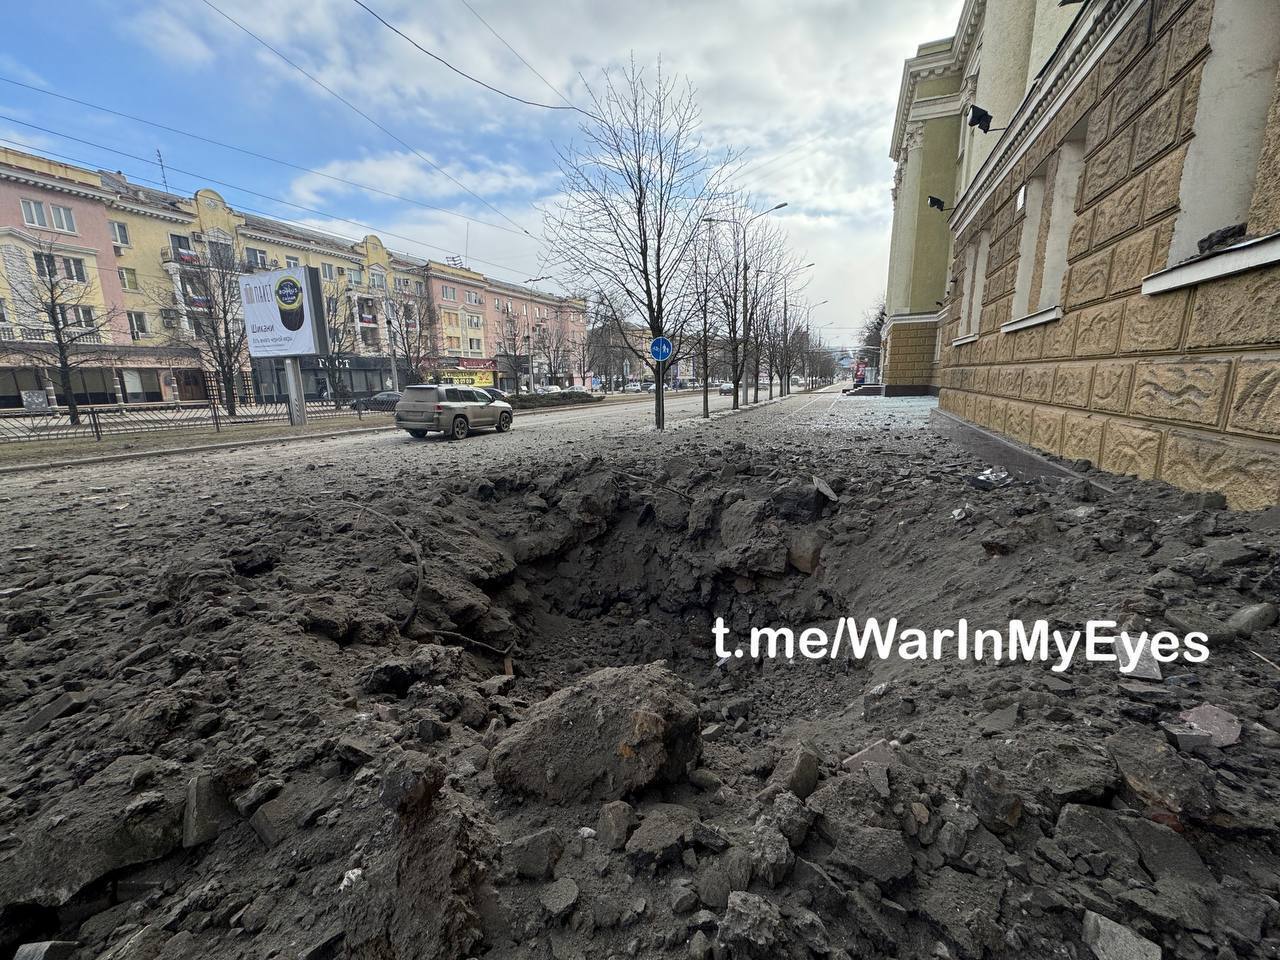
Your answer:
(58, 360), (80, 426)
(223, 371), (238, 417)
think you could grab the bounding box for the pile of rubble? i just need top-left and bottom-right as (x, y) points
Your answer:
(1, 407), (1279, 960)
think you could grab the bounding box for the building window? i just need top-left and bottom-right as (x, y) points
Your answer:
(34, 252), (56, 279)
(1011, 175), (1047, 320)
(469, 338), (483, 351)
(59, 305), (94, 327)
(321, 262), (335, 281)
(466, 290), (481, 305)
(349, 267), (364, 285)
(959, 231), (989, 339)
(63, 257), (86, 283)
(441, 285), (457, 301)
(415, 280), (425, 295)
(118, 267), (140, 291)
(286, 256), (300, 268)
(360, 327), (379, 347)
(110, 221), (130, 246)
(370, 270), (386, 290)
(467, 314), (482, 328)
(1039, 131), (1086, 311)
(246, 247), (268, 268)
(20, 199), (47, 228)
(446, 336), (461, 349)
(207, 240), (233, 268)
(1169, 2), (1280, 262)
(50, 204), (76, 233)
(127, 311), (148, 339)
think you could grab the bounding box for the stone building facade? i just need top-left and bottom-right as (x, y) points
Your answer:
(888, 0), (1280, 508)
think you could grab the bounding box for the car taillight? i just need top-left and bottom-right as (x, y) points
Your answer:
(435, 404), (444, 412)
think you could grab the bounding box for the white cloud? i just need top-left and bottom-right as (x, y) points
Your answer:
(287, 150), (559, 208)
(113, 0), (965, 326)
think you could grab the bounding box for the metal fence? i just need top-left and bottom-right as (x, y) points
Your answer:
(0, 399), (392, 445)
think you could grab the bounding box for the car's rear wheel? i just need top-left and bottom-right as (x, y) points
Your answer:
(496, 411), (512, 433)
(407, 429), (428, 438)
(450, 416), (469, 440)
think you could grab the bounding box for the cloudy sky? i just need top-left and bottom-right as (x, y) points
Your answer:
(1, 0), (960, 345)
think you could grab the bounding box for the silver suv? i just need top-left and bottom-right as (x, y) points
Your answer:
(394, 384), (514, 440)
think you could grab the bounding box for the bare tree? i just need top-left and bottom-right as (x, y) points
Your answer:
(161, 241), (249, 415)
(491, 303), (528, 394)
(545, 58), (734, 428)
(384, 281), (441, 386)
(317, 278), (358, 407)
(4, 237), (125, 424)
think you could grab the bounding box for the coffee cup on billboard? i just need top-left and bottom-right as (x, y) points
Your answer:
(275, 276), (305, 331)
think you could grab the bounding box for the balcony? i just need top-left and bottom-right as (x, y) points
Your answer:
(160, 247), (201, 266)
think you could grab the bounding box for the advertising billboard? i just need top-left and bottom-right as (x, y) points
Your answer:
(241, 267), (329, 358)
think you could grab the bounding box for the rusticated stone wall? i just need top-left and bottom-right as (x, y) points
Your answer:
(884, 321), (940, 396)
(938, 0), (1280, 509)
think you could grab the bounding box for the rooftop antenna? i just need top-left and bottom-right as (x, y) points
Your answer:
(155, 149), (170, 193)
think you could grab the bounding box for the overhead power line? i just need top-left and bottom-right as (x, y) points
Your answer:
(0, 121), (539, 280)
(197, 0), (534, 237)
(457, 0), (579, 110)
(0, 76), (529, 239)
(351, 0), (586, 116)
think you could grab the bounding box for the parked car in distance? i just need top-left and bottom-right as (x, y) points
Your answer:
(394, 384), (513, 440)
(563, 384), (590, 394)
(624, 382), (644, 393)
(642, 382), (656, 392)
(719, 382), (735, 395)
(535, 384), (563, 395)
(351, 390), (401, 412)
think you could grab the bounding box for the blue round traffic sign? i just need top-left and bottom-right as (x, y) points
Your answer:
(650, 336), (673, 362)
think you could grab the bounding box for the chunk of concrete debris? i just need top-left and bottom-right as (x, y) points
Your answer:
(1178, 703), (1241, 748)
(841, 737), (892, 774)
(182, 774), (237, 848)
(836, 825), (912, 883)
(626, 803), (699, 868)
(719, 891), (784, 959)
(978, 703), (1019, 736)
(1081, 910), (1160, 960)
(13, 944), (78, 960)
(540, 877), (579, 920)
(22, 690), (92, 734)
(490, 663), (701, 802)
(1160, 721), (1213, 752)
(250, 791), (304, 847)
(597, 799), (638, 851)
(508, 827), (564, 879)
(787, 530), (825, 574)
(379, 753), (447, 812)
(695, 847), (753, 910)
(748, 821), (794, 887)
(1105, 726), (1216, 821)
(764, 742), (821, 800)
(964, 764), (1022, 834)
(812, 475), (838, 502)
(1226, 602), (1278, 637)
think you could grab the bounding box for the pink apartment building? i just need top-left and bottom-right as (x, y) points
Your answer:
(0, 149), (201, 407)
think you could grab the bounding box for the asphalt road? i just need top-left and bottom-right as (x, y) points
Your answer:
(0, 387), (824, 496)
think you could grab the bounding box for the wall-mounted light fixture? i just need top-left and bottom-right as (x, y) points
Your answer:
(967, 104), (1008, 134)
(927, 195), (951, 212)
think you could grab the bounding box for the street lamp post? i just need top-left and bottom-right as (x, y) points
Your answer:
(702, 202), (787, 411)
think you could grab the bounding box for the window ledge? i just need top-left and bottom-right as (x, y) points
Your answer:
(951, 333), (979, 346)
(1001, 304), (1062, 333)
(1142, 230), (1280, 295)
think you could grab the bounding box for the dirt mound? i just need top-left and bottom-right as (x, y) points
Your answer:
(2, 409), (1279, 959)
